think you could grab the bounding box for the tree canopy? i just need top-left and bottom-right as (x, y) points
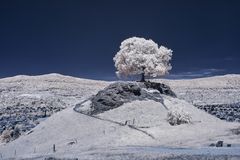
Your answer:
(113, 37), (173, 81)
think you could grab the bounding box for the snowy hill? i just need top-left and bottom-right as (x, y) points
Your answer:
(0, 74), (108, 142)
(0, 74), (240, 159)
(0, 73), (108, 102)
(156, 74), (240, 105)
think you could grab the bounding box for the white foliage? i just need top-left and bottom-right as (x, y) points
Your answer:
(167, 108), (192, 126)
(113, 37), (173, 78)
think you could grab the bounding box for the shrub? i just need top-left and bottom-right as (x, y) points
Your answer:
(1, 129), (12, 143)
(167, 108), (192, 126)
(0, 126), (21, 143)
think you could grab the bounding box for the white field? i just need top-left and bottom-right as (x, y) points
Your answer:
(0, 73), (109, 108)
(155, 74), (240, 105)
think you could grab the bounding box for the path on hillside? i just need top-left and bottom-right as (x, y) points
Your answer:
(73, 98), (156, 140)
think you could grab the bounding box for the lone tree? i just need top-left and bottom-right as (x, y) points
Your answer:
(113, 37), (173, 82)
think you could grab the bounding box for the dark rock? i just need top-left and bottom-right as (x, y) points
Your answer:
(209, 143), (215, 147)
(216, 141), (223, 147)
(67, 141), (77, 145)
(144, 81), (177, 97)
(82, 81), (176, 115)
(227, 144), (231, 147)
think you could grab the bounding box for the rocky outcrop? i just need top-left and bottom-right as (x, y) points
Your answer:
(144, 81), (176, 97)
(78, 81), (176, 115)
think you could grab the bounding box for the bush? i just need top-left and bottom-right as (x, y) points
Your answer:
(1, 129), (12, 143)
(0, 126), (21, 143)
(167, 108), (192, 126)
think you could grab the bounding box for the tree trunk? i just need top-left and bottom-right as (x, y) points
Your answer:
(140, 72), (145, 82)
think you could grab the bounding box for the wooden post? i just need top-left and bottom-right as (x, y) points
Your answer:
(53, 144), (56, 152)
(44, 110), (47, 117)
(139, 66), (146, 82)
(140, 72), (145, 82)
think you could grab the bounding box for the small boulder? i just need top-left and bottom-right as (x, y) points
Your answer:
(216, 141), (223, 147)
(209, 143), (215, 147)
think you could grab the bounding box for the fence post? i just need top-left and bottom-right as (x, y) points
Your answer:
(53, 144), (56, 152)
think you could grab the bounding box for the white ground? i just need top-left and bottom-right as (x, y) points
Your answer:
(0, 73), (109, 108)
(0, 74), (240, 159)
(155, 74), (240, 105)
(98, 97), (240, 147)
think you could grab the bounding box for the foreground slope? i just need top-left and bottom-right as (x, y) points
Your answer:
(0, 106), (155, 158)
(0, 96), (239, 159)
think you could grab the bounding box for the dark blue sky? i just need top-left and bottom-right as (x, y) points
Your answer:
(0, 0), (240, 80)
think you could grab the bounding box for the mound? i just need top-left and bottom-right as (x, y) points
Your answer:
(97, 98), (240, 147)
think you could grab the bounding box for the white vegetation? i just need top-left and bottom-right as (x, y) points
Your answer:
(113, 37), (173, 81)
(0, 129), (12, 143)
(167, 108), (192, 126)
(0, 126), (21, 143)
